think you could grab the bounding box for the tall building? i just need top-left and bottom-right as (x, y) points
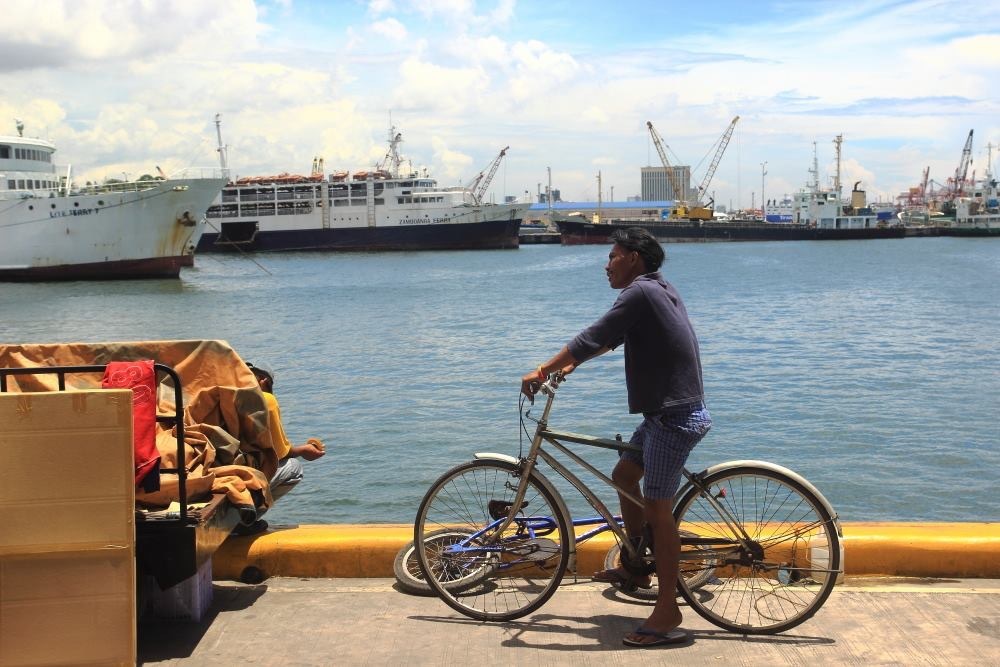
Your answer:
(641, 166), (691, 201)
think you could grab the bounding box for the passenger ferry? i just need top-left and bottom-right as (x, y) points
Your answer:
(0, 120), (227, 281)
(198, 127), (525, 253)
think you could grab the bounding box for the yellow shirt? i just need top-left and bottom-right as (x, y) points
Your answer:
(262, 391), (292, 460)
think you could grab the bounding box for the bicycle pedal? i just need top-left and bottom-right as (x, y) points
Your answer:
(488, 499), (528, 520)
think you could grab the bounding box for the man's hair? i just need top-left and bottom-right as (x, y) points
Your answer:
(610, 227), (664, 272)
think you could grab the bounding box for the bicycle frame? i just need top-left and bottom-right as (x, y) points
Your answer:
(491, 373), (753, 570)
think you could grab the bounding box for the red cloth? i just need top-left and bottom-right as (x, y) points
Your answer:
(103, 360), (161, 491)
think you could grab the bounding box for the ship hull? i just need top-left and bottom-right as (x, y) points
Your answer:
(557, 219), (907, 244)
(198, 215), (522, 252)
(0, 176), (226, 281)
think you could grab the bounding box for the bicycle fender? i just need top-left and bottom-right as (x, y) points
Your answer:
(688, 459), (842, 535)
(473, 452), (577, 564)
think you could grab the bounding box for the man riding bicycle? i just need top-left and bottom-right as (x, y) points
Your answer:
(521, 227), (711, 648)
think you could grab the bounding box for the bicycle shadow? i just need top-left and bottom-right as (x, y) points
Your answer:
(407, 612), (835, 652)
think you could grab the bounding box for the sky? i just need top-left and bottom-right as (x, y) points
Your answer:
(3, 0), (999, 210)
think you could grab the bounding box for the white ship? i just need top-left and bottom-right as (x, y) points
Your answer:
(950, 171), (1000, 236)
(764, 136), (898, 231)
(0, 119), (227, 281)
(198, 126), (526, 253)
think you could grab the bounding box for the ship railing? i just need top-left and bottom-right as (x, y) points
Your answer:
(170, 166), (230, 181)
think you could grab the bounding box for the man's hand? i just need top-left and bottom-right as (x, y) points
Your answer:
(292, 440), (326, 461)
(520, 369), (543, 403)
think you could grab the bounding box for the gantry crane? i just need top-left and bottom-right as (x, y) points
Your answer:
(467, 146), (509, 205)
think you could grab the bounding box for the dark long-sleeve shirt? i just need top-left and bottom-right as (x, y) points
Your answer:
(567, 272), (705, 414)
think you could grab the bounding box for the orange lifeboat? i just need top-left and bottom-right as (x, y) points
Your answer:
(330, 171), (349, 182)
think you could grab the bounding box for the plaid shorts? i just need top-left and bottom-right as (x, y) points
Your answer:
(620, 403), (712, 500)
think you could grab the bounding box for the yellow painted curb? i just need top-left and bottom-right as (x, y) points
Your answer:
(213, 521), (1000, 581)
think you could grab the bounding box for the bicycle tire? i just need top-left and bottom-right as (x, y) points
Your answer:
(414, 459), (570, 621)
(601, 528), (717, 601)
(393, 528), (488, 596)
(673, 465), (841, 634)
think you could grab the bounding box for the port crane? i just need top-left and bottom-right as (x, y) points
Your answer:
(696, 115), (740, 207)
(949, 129), (974, 200)
(646, 121), (688, 205)
(467, 146), (509, 205)
(646, 116), (739, 221)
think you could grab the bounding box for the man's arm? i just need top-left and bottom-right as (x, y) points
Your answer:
(520, 345), (610, 400)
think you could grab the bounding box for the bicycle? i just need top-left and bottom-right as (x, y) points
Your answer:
(394, 515), (715, 598)
(413, 372), (843, 634)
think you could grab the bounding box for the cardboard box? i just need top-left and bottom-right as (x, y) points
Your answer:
(0, 389), (135, 666)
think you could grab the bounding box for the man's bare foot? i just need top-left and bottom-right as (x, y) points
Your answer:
(624, 607), (684, 645)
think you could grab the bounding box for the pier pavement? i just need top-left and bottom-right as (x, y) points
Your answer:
(138, 576), (1000, 665)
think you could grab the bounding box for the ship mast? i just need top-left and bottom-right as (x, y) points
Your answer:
(377, 127), (404, 178)
(809, 142), (819, 191)
(833, 134), (843, 202)
(214, 114), (228, 172)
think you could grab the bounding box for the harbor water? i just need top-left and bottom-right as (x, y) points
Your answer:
(1, 237), (997, 526)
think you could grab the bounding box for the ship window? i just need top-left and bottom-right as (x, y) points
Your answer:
(17, 179), (24, 188)
(0, 145), (9, 158)
(8, 180), (14, 189)
(334, 199), (349, 207)
(258, 203), (275, 215)
(373, 198), (383, 205)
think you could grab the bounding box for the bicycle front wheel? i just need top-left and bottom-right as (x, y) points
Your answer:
(673, 465), (841, 634)
(414, 459), (570, 621)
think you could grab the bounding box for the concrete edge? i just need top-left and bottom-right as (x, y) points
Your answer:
(213, 521), (1000, 581)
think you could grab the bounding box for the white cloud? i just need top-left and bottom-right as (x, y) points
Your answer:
(0, 0), (262, 72)
(391, 57), (489, 114)
(371, 18), (408, 41)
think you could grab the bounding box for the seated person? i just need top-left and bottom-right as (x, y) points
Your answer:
(233, 362), (326, 535)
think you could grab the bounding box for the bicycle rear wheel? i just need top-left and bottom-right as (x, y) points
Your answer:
(673, 465), (841, 634)
(393, 529), (487, 596)
(414, 459), (570, 621)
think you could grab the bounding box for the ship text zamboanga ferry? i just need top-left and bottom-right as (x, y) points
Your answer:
(0, 119), (227, 281)
(198, 126), (526, 253)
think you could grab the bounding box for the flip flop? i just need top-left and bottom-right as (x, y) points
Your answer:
(622, 627), (690, 648)
(591, 568), (653, 590)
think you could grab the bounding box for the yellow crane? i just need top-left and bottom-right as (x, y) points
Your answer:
(646, 116), (739, 221)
